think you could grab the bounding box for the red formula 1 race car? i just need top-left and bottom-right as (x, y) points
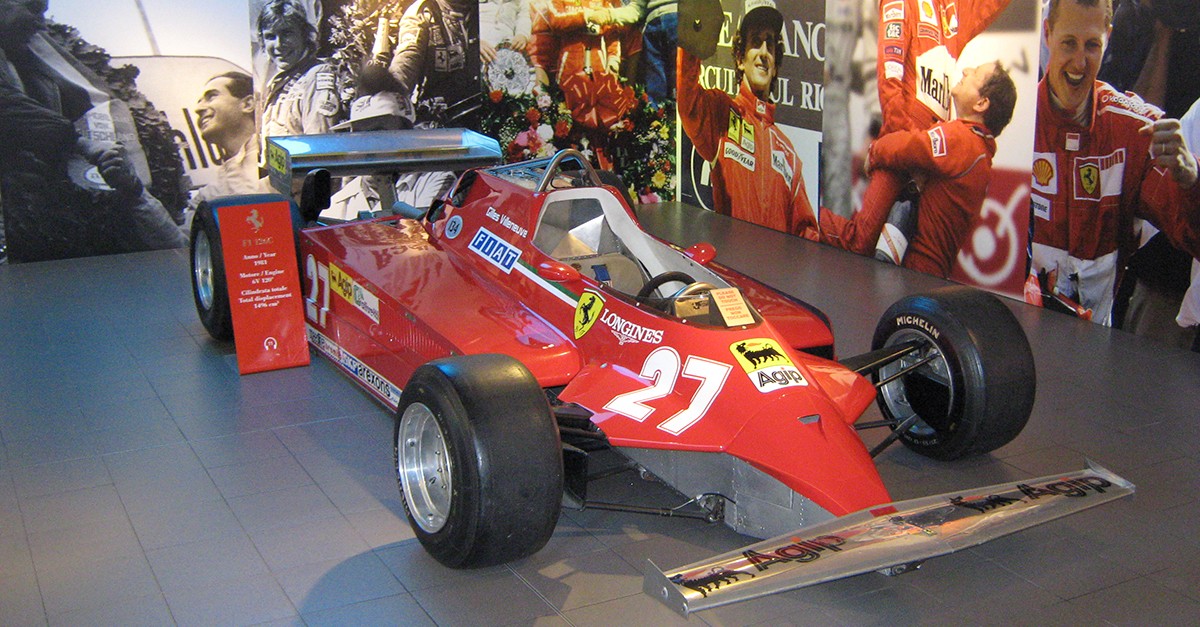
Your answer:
(190, 131), (1133, 615)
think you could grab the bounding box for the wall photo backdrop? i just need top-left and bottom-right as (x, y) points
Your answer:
(2, 0), (1198, 344)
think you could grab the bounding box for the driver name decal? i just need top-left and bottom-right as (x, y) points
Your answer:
(485, 206), (529, 238)
(729, 339), (808, 393)
(469, 227), (521, 273)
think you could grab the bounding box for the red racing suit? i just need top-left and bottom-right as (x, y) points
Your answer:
(878, 0), (1009, 135)
(529, 0), (638, 130)
(677, 49), (817, 237)
(1029, 79), (1200, 325)
(822, 118), (996, 276)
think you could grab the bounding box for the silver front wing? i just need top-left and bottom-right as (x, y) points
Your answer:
(644, 462), (1134, 615)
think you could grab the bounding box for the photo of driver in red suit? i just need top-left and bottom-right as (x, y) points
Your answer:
(528, 0), (638, 168)
(677, 0), (818, 237)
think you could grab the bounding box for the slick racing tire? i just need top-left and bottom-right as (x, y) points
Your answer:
(190, 203), (234, 341)
(394, 354), (563, 568)
(871, 286), (1035, 460)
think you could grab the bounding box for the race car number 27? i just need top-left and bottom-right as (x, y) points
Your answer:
(604, 347), (732, 435)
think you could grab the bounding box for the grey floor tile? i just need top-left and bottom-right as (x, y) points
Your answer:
(36, 555), (160, 618)
(0, 533), (34, 581)
(315, 473), (400, 516)
(250, 514), (372, 571)
(228, 483), (341, 532)
(0, 571), (47, 627)
(295, 445), (393, 487)
(90, 414), (186, 456)
(19, 484), (128, 535)
(102, 441), (206, 485)
(300, 593), (435, 627)
(275, 416), (382, 456)
(1149, 554), (1200, 603)
(983, 524), (1140, 601)
(190, 429), (291, 469)
(409, 569), (560, 627)
(815, 582), (946, 626)
(79, 397), (172, 432)
(276, 552), (407, 614)
(343, 506), (415, 550)
(10, 456), (111, 501)
(514, 546), (645, 612)
(208, 452), (313, 500)
(27, 516), (143, 574)
(146, 532), (269, 591)
(561, 590), (701, 626)
(47, 593), (173, 627)
(1066, 575), (1200, 625)
(4, 428), (99, 469)
(127, 494), (245, 551)
(162, 574), (297, 627)
(112, 466), (224, 517)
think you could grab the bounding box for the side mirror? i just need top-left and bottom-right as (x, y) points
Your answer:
(299, 169), (331, 223)
(685, 242), (716, 265)
(537, 260), (582, 282)
(392, 200), (426, 220)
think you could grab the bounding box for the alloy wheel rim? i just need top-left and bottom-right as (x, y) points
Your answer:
(397, 402), (452, 533)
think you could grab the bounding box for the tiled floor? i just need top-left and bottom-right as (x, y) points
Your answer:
(1, 205), (1198, 626)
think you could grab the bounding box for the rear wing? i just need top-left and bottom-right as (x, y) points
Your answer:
(645, 462), (1134, 616)
(265, 128), (501, 194)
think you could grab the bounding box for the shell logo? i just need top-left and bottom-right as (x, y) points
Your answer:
(920, 0), (935, 20)
(1033, 158), (1054, 186)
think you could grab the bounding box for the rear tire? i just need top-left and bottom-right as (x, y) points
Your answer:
(871, 287), (1035, 460)
(190, 203), (233, 341)
(394, 354), (562, 568)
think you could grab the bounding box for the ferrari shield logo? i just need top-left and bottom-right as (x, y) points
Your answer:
(1079, 163), (1099, 196)
(574, 291), (604, 339)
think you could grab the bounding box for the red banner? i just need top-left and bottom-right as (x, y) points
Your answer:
(219, 201), (310, 374)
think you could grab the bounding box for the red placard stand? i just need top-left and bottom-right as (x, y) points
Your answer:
(218, 201), (311, 374)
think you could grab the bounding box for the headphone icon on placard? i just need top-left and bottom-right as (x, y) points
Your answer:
(264, 337), (279, 351)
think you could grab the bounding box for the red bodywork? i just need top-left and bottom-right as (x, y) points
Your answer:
(298, 169), (891, 517)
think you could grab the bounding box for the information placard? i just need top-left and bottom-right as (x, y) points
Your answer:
(219, 200), (310, 374)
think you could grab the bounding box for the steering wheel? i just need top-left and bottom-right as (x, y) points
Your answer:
(667, 282), (718, 317)
(637, 271), (696, 302)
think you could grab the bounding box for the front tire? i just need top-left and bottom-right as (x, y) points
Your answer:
(190, 203), (233, 341)
(871, 286), (1035, 460)
(394, 354), (563, 568)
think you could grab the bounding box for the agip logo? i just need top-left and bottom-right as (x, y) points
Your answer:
(729, 338), (808, 393)
(574, 291), (604, 339)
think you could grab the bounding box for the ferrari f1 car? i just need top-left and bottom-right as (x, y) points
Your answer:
(190, 130), (1133, 615)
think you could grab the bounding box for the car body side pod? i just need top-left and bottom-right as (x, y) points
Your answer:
(644, 461), (1134, 616)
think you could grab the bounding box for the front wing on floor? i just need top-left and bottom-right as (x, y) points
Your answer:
(645, 462), (1134, 615)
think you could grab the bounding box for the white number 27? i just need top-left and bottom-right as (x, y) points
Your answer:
(603, 347), (732, 435)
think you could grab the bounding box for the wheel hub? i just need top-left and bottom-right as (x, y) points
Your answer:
(397, 402), (452, 533)
(878, 330), (953, 436)
(193, 231), (214, 310)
